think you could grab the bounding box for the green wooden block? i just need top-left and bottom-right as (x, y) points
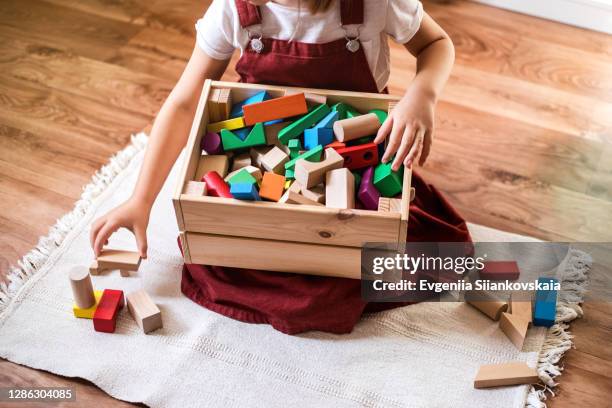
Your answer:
(284, 145), (323, 172)
(369, 109), (388, 124)
(221, 123), (266, 151)
(373, 162), (404, 197)
(346, 108), (361, 118)
(278, 104), (330, 144)
(288, 139), (302, 159)
(331, 102), (351, 120)
(285, 168), (295, 180)
(228, 168), (257, 186)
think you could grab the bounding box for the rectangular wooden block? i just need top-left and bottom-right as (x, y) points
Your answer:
(294, 147), (344, 189)
(217, 88), (232, 121)
(206, 116), (245, 133)
(480, 261), (520, 280)
(183, 181), (207, 196)
(261, 146), (290, 174)
(279, 180), (302, 203)
(301, 184), (325, 204)
(243, 93), (308, 126)
(474, 362), (539, 388)
(259, 172), (286, 202)
(510, 292), (533, 323)
(284, 191), (324, 206)
(195, 154), (229, 180)
(97, 250), (141, 272)
(93, 289), (124, 333)
(465, 290), (508, 321)
(533, 277), (558, 327)
(207, 89), (222, 123)
(73, 290), (103, 319)
(126, 289), (163, 334)
(326, 168), (355, 209)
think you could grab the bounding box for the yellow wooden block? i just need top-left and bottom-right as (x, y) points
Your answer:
(73, 290), (103, 319)
(284, 180), (292, 190)
(207, 117), (245, 133)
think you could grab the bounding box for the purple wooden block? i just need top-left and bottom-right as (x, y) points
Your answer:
(201, 131), (223, 154)
(358, 166), (380, 210)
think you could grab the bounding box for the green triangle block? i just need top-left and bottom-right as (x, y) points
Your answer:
(221, 123), (266, 151)
(228, 168), (257, 186)
(373, 162), (404, 197)
(278, 104), (330, 145)
(284, 145), (323, 172)
(369, 109), (388, 124)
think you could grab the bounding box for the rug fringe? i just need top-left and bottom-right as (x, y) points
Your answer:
(525, 248), (592, 408)
(0, 133), (149, 315)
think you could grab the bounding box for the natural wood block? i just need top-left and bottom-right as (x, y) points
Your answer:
(278, 180), (302, 203)
(183, 181), (207, 196)
(466, 290), (508, 321)
(261, 146), (290, 174)
(333, 113), (381, 142)
(73, 290), (103, 319)
(259, 172), (286, 202)
(217, 88), (232, 121)
(250, 146), (272, 168)
(294, 147), (344, 189)
(264, 121), (292, 147)
(499, 312), (529, 350)
(510, 293), (533, 323)
(301, 184), (325, 204)
(243, 93), (308, 126)
(195, 154), (229, 180)
(231, 152), (252, 172)
(69, 266), (96, 309)
(93, 289), (124, 333)
(126, 289), (163, 334)
(97, 249), (141, 272)
(207, 89), (222, 123)
(89, 260), (101, 276)
(285, 191), (324, 206)
(326, 168), (355, 209)
(474, 362), (539, 389)
(377, 197), (402, 213)
(285, 89), (327, 105)
(119, 269), (131, 277)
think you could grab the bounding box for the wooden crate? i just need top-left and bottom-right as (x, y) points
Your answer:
(173, 80), (411, 279)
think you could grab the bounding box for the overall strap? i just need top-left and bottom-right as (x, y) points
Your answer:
(340, 0), (364, 26)
(236, 0), (262, 28)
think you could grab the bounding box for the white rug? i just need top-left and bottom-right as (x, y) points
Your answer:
(0, 134), (590, 408)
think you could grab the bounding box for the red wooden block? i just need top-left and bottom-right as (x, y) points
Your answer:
(480, 261), (520, 280)
(335, 143), (378, 170)
(243, 93), (308, 126)
(326, 141), (346, 150)
(93, 289), (124, 333)
(203, 171), (232, 198)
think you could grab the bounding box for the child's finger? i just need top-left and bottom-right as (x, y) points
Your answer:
(90, 217), (105, 251)
(391, 125), (416, 171)
(374, 115), (393, 145)
(419, 129), (432, 166)
(93, 221), (118, 257)
(404, 128), (425, 166)
(381, 122), (404, 163)
(134, 225), (148, 259)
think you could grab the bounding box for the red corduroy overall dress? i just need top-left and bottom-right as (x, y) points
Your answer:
(180, 0), (472, 334)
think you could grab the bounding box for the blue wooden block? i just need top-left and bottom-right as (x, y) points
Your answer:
(230, 91), (268, 118)
(230, 183), (261, 201)
(234, 126), (252, 141)
(533, 277), (559, 327)
(304, 127), (334, 150)
(315, 110), (338, 129)
(264, 118), (283, 125)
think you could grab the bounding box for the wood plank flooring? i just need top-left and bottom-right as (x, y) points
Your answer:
(0, 0), (610, 406)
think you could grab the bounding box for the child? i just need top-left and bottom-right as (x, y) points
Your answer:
(90, 0), (471, 334)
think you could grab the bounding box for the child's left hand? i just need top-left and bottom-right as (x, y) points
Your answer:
(374, 87), (435, 171)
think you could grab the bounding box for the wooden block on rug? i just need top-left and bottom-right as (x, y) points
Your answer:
(499, 312), (529, 350)
(474, 362), (539, 389)
(68, 266), (96, 309)
(93, 289), (124, 333)
(126, 289), (163, 334)
(97, 249), (141, 272)
(73, 290), (103, 319)
(465, 290), (508, 321)
(509, 292), (533, 324)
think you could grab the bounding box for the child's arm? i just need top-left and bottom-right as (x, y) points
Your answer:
(90, 46), (230, 258)
(374, 13), (455, 171)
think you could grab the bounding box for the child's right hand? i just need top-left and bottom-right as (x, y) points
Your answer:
(90, 198), (150, 259)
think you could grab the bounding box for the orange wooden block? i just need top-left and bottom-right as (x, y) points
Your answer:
(243, 93), (308, 126)
(259, 172), (286, 202)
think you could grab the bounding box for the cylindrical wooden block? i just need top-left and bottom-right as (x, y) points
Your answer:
(69, 266), (95, 309)
(466, 291), (508, 321)
(333, 113), (381, 142)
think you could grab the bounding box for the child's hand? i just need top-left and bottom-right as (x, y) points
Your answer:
(374, 88), (435, 171)
(90, 198), (150, 259)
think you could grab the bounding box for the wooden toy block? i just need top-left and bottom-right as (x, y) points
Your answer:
(230, 91), (269, 118)
(509, 292), (532, 324)
(284, 145), (323, 172)
(278, 104), (331, 144)
(221, 123), (266, 151)
(326, 141), (346, 150)
(231, 182), (261, 201)
(533, 277), (558, 327)
(195, 154), (229, 180)
(69, 266), (96, 309)
(183, 181), (207, 196)
(285, 168), (295, 180)
(357, 166), (380, 210)
(325, 168), (355, 209)
(259, 172), (286, 202)
(217, 88), (232, 120)
(97, 249), (141, 272)
(465, 290), (508, 321)
(284, 191), (324, 206)
(279, 179), (302, 203)
(264, 121), (292, 146)
(480, 261), (520, 280)
(373, 162), (404, 197)
(288, 138), (301, 159)
(89, 260), (102, 276)
(294, 147), (343, 189)
(285, 89), (327, 105)
(93, 289), (124, 333)
(369, 109), (387, 125)
(243, 93), (308, 125)
(304, 127), (334, 150)
(474, 362), (539, 389)
(333, 113), (381, 142)
(227, 168), (258, 186)
(231, 152), (252, 172)
(250, 145), (272, 167)
(336, 143), (379, 170)
(203, 171), (232, 198)
(284, 180), (292, 190)
(261, 146), (290, 174)
(126, 289), (163, 334)
(301, 184), (325, 204)
(73, 290), (103, 319)
(201, 131), (223, 155)
(377, 197), (402, 213)
(233, 126), (252, 141)
(208, 88), (232, 122)
(499, 312), (529, 350)
(207, 116), (245, 133)
(331, 102), (358, 120)
(225, 165), (262, 183)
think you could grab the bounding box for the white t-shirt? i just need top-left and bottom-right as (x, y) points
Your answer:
(196, 0), (423, 92)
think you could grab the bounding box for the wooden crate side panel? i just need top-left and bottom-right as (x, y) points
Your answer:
(180, 195), (401, 247)
(186, 232), (361, 279)
(398, 167), (412, 249)
(179, 232), (192, 264)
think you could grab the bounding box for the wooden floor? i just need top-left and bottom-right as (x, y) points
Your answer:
(0, 0), (611, 406)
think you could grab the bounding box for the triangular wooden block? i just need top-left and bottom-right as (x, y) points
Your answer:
(500, 312), (529, 350)
(221, 123), (266, 151)
(474, 362), (539, 388)
(510, 293), (532, 324)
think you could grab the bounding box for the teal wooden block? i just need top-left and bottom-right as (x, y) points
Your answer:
(230, 183), (261, 200)
(288, 139), (302, 159)
(284, 145), (323, 172)
(369, 109), (388, 124)
(533, 277), (559, 327)
(278, 104), (330, 144)
(228, 168), (257, 186)
(230, 91), (268, 118)
(221, 123), (266, 151)
(373, 162), (404, 197)
(285, 168), (294, 179)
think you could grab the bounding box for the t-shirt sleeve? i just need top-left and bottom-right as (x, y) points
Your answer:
(195, 0), (236, 60)
(384, 0), (424, 44)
